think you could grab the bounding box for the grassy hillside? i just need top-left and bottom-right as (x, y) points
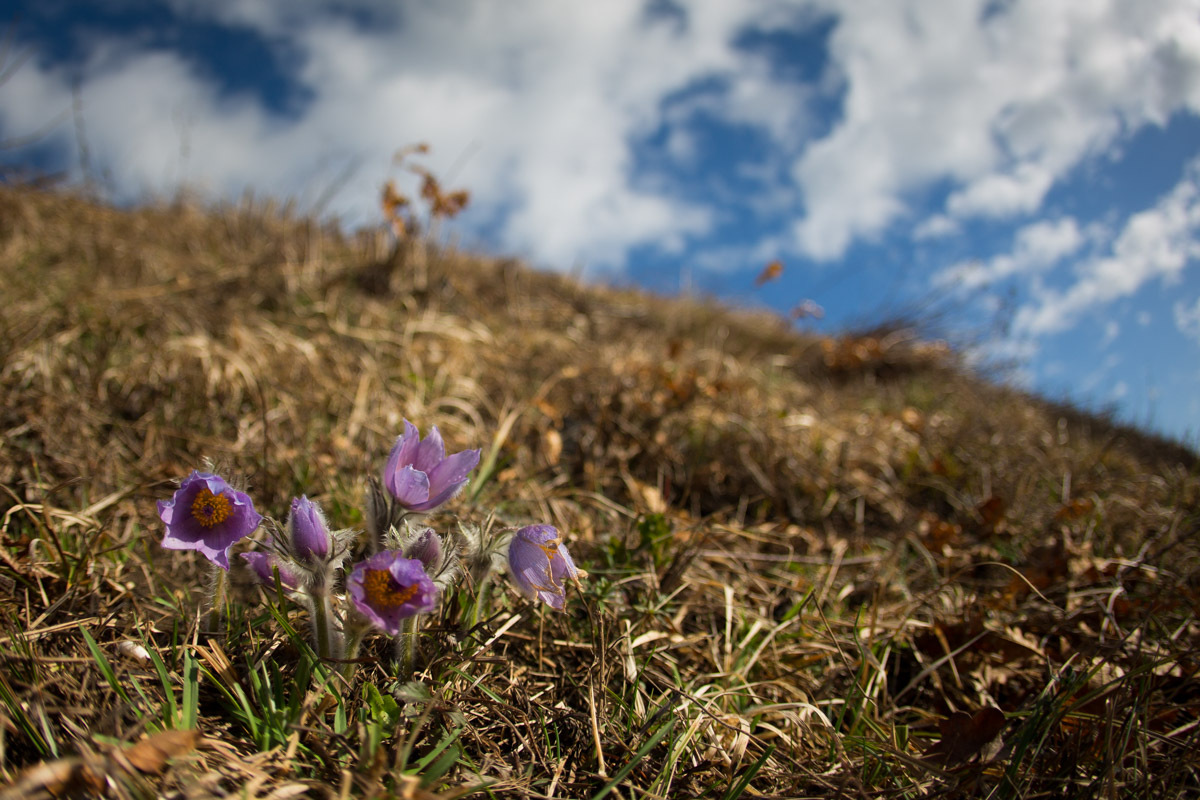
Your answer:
(1, 183), (1198, 799)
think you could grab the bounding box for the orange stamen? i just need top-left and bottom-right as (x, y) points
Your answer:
(363, 569), (420, 609)
(190, 489), (233, 528)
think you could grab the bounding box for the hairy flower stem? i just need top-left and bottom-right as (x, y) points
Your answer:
(341, 621), (370, 680)
(206, 565), (228, 635)
(310, 588), (335, 660)
(396, 614), (421, 677)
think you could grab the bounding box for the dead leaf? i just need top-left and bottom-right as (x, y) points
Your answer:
(542, 428), (563, 466)
(925, 707), (1006, 765)
(1053, 497), (1095, 523)
(976, 495), (1006, 532)
(755, 260), (783, 286)
(0, 756), (103, 800)
(123, 728), (200, 773)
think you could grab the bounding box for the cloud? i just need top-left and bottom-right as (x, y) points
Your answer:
(945, 163), (1054, 219)
(1015, 156), (1200, 336)
(5, 0), (1200, 278)
(791, 0), (1200, 260)
(912, 214), (959, 241)
(1176, 295), (1200, 343)
(935, 217), (1086, 290)
(2, 1), (814, 271)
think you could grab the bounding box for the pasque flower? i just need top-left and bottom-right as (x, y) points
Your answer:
(287, 495), (332, 565)
(158, 471), (262, 570)
(383, 420), (480, 513)
(507, 525), (585, 610)
(240, 551), (301, 591)
(406, 527), (444, 573)
(347, 550), (439, 635)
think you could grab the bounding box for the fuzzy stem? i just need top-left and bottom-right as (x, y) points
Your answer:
(396, 614), (421, 677)
(206, 564), (228, 634)
(310, 589), (333, 660)
(341, 621), (370, 680)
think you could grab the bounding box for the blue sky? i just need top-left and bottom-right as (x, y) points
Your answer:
(3, 1), (1199, 447)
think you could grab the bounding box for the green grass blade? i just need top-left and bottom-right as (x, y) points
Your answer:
(79, 626), (134, 706)
(0, 669), (51, 756)
(181, 649), (199, 730)
(144, 640), (179, 728)
(721, 743), (776, 800)
(589, 720), (674, 800)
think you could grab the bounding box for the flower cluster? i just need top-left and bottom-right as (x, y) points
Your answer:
(156, 420), (585, 673)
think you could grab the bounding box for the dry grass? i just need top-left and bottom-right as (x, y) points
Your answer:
(1, 182), (1198, 799)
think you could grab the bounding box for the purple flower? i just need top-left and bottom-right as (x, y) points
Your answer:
(347, 550), (438, 635)
(406, 528), (443, 573)
(507, 525), (585, 610)
(383, 420), (480, 513)
(158, 471), (262, 570)
(288, 495), (331, 565)
(240, 551), (301, 591)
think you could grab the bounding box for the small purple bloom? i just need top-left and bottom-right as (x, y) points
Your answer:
(158, 471), (262, 570)
(406, 528), (443, 572)
(347, 550), (438, 635)
(507, 525), (585, 610)
(383, 420), (480, 513)
(288, 495), (331, 565)
(240, 551), (301, 591)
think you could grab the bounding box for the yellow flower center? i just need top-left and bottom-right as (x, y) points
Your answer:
(363, 569), (419, 609)
(190, 488), (233, 529)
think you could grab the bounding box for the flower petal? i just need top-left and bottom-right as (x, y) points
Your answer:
(412, 426), (446, 473)
(288, 495), (331, 564)
(383, 421), (421, 490)
(241, 551), (301, 590)
(426, 448), (481, 498)
(506, 525), (583, 610)
(347, 550), (438, 634)
(389, 465), (431, 509)
(158, 471), (261, 571)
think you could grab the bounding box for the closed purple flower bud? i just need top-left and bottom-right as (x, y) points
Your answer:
(158, 471), (262, 570)
(288, 495), (331, 565)
(507, 525), (585, 610)
(347, 550), (438, 635)
(406, 528), (443, 572)
(240, 551), (301, 591)
(383, 420), (481, 513)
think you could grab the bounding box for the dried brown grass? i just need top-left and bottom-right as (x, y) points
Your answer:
(1, 183), (1198, 798)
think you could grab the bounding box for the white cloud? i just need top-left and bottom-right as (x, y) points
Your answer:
(1101, 319), (1121, 347)
(912, 214), (959, 241)
(1175, 295), (1200, 343)
(5, 0), (1200, 278)
(1, 0), (813, 271)
(791, 0), (1200, 260)
(935, 217), (1084, 290)
(1016, 156), (1200, 335)
(946, 163), (1054, 219)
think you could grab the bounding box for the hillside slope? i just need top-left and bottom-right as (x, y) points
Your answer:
(1, 185), (1198, 799)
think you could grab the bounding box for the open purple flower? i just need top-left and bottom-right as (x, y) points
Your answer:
(347, 550), (438, 635)
(383, 420), (480, 513)
(287, 495), (331, 565)
(158, 471), (262, 570)
(240, 551), (301, 591)
(507, 525), (585, 610)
